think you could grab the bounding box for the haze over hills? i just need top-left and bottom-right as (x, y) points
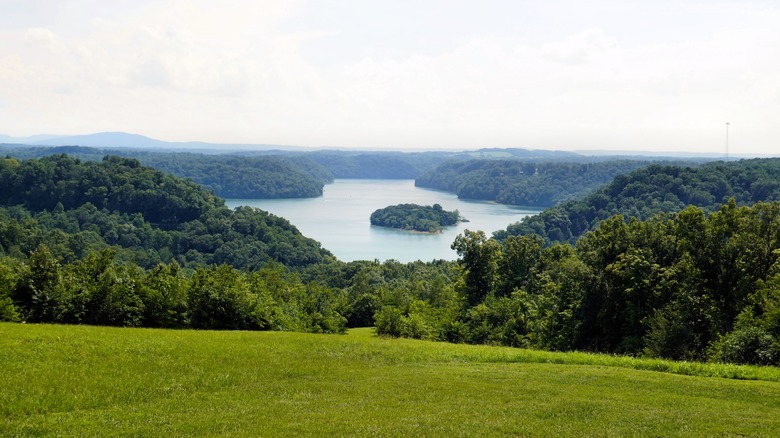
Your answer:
(0, 131), (751, 159)
(0, 134), (60, 144)
(576, 149), (777, 159)
(0, 131), (307, 152)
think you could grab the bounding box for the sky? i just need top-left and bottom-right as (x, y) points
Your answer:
(1, 0), (779, 154)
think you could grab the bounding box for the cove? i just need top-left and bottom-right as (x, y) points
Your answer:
(226, 179), (540, 263)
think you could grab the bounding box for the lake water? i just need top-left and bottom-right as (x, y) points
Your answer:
(226, 179), (540, 263)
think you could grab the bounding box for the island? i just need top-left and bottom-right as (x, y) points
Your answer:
(370, 203), (462, 233)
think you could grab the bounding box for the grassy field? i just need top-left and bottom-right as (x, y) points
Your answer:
(2, 323), (780, 437)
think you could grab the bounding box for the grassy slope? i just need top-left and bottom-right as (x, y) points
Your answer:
(2, 324), (780, 437)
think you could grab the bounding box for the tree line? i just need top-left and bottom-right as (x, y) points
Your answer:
(3, 152), (780, 367)
(376, 201), (780, 366)
(496, 159), (780, 245)
(4, 145), (661, 203)
(0, 153), (459, 338)
(415, 159), (673, 207)
(0, 146), (333, 200)
(0, 155), (332, 269)
(136, 153), (332, 199)
(1, 246), (346, 333)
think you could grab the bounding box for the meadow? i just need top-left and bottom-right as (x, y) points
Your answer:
(2, 323), (780, 437)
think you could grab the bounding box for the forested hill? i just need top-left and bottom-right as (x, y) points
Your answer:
(1, 144), (460, 182)
(2, 144), (701, 202)
(0, 145), (332, 199)
(132, 153), (332, 199)
(300, 148), (622, 180)
(415, 160), (673, 207)
(0, 154), (222, 224)
(303, 151), (447, 179)
(378, 201), (780, 365)
(0, 154), (332, 268)
(495, 158), (780, 244)
(4, 152), (780, 367)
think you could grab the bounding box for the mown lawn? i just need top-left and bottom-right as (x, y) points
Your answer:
(2, 323), (779, 437)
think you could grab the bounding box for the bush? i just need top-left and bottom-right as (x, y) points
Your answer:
(374, 306), (404, 337)
(348, 293), (380, 327)
(708, 327), (779, 366)
(187, 265), (254, 330)
(0, 295), (19, 322)
(400, 312), (433, 340)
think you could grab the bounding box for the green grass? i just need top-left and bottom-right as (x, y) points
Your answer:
(2, 323), (780, 437)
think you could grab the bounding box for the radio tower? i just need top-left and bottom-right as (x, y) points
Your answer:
(725, 122), (730, 161)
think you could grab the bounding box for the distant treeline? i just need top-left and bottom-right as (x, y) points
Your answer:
(0, 145), (331, 199)
(496, 158), (780, 244)
(136, 153), (331, 199)
(0, 145), (458, 197)
(415, 160), (681, 207)
(2, 144), (694, 202)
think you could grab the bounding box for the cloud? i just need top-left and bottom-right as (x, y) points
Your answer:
(541, 27), (612, 65)
(24, 27), (58, 49)
(129, 59), (171, 89)
(1, 1), (779, 153)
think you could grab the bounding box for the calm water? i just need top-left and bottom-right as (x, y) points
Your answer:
(226, 179), (540, 262)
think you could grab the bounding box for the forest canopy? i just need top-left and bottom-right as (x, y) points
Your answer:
(0, 154), (332, 269)
(415, 160), (669, 207)
(496, 158), (780, 245)
(0, 145), (333, 200)
(3, 152), (780, 368)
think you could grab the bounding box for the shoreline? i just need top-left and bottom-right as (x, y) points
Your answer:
(371, 219), (467, 235)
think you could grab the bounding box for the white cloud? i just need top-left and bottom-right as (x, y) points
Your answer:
(0, 0), (779, 154)
(128, 59), (171, 89)
(541, 27), (612, 65)
(24, 27), (58, 49)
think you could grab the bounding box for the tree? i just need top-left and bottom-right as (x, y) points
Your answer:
(451, 230), (501, 306)
(138, 261), (188, 328)
(61, 249), (145, 327)
(0, 257), (21, 321)
(188, 264), (254, 330)
(498, 234), (544, 296)
(13, 245), (61, 322)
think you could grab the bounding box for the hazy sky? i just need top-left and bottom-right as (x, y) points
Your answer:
(1, 0), (779, 154)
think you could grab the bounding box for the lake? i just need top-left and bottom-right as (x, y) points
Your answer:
(226, 179), (540, 263)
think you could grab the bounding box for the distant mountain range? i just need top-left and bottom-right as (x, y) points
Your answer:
(0, 131), (760, 159)
(0, 131), (591, 158)
(0, 131), (309, 152)
(0, 134), (61, 144)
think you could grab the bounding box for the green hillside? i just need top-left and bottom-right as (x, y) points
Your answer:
(0, 145), (333, 199)
(0, 154), (331, 269)
(2, 324), (779, 437)
(415, 159), (660, 207)
(497, 158), (780, 244)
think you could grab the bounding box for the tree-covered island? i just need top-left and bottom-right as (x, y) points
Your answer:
(370, 203), (461, 233)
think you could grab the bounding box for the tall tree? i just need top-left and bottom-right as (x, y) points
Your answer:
(451, 230), (501, 306)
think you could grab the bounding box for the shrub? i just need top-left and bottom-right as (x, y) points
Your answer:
(374, 306), (404, 337)
(708, 327), (779, 366)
